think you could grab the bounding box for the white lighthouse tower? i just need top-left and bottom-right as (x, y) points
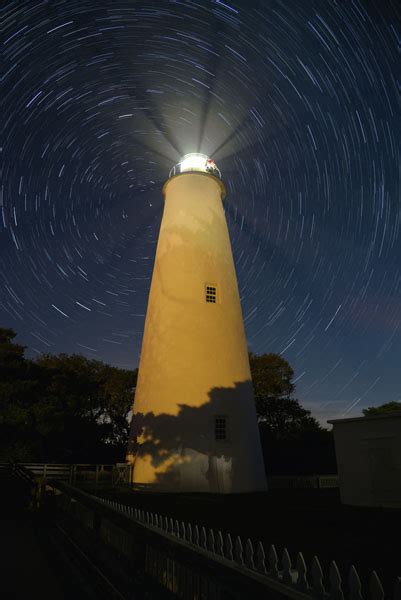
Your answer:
(127, 154), (267, 493)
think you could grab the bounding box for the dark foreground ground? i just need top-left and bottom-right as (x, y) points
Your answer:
(93, 486), (401, 597)
(0, 469), (71, 600)
(0, 495), (66, 599)
(0, 470), (137, 600)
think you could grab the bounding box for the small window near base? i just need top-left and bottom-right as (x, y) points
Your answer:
(206, 285), (217, 303)
(214, 416), (227, 441)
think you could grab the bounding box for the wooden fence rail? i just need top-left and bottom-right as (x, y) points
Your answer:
(18, 462), (117, 485)
(19, 463), (339, 490)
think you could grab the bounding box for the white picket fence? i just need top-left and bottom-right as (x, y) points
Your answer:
(71, 485), (400, 600)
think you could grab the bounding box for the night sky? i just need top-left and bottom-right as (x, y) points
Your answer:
(2, 0), (400, 426)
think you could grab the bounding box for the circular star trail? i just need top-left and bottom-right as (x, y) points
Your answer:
(2, 0), (400, 424)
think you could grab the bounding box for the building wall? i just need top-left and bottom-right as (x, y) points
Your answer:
(127, 172), (267, 493)
(332, 417), (401, 507)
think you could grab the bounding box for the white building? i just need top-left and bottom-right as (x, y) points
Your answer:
(127, 154), (267, 493)
(327, 414), (401, 508)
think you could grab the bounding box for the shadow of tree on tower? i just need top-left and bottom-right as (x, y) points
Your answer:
(127, 380), (267, 493)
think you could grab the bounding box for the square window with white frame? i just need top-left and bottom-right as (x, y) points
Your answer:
(214, 415), (228, 441)
(205, 284), (217, 303)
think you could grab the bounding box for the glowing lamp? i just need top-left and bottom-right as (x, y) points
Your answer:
(180, 153), (209, 172)
(169, 153), (222, 179)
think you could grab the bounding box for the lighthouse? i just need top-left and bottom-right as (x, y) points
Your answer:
(127, 153), (267, 493)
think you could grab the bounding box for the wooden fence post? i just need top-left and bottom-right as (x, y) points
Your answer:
(70, 464), (76, 485)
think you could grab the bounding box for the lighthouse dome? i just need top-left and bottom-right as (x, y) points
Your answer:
(169, 153), (222, 179)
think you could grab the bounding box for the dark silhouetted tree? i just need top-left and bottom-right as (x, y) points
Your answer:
(249, 352), (337, 475)
(0, 328), (42, 461)
(249, 352), (321, 434)
(0, 328), (137, 462)
(34, 354), (137, 462)
(362, 401), (401, 417)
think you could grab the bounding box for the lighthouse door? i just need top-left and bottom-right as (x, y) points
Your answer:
(210, 455), (232, 493)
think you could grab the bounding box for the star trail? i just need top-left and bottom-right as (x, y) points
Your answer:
(2, 0), (400, 425)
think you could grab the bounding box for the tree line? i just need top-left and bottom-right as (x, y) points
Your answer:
(0, 328), (135, 464)
(2, 327), (395, 474)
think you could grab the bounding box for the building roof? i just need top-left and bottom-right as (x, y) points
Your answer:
(327, 413), (401, 425)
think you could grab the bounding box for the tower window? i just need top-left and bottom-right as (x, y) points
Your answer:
(214, 416), (227, 441)
(206, 285), (217, 303)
